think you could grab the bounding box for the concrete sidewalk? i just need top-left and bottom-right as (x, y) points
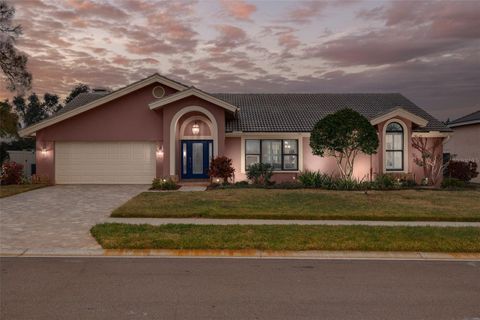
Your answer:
(105, 217), (480, 227)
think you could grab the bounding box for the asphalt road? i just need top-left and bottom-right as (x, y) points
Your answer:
(1, 257), (479, 320)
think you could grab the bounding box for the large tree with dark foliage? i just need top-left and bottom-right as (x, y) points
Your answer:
(13, 92), (62, 127)
(310, 108), (379, 180)
(0, 1), (32, 93)
(0, 99), (18, 137)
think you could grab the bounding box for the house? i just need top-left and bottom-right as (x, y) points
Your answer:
(19, 73), (451, 184)
(445, 110), (480, 183)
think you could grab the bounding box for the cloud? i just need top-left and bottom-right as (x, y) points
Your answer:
(1, 0), (478, 122)
(66, 0), (128, 20)
(207, 24), (249, 53)
(307, 1), (480, 67)
(303, 30), (465, 66)
(219, 0), (257, 21)
(358, 0), (480, 39)
(284, 1), (328, 24)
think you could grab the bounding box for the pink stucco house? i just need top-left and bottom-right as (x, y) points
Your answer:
(19, 73), (451, 184)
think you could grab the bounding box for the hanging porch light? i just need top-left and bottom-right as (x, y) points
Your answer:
(192, 121), (200, 135)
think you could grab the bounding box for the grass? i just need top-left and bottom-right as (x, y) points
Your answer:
(111, 189), (480, 221)
(0, 184), (48, 198)
(91, 223), (480, 252)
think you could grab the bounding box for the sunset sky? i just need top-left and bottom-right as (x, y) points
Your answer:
(2, 0), (479, 121)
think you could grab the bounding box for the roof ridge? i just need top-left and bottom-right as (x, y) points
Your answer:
(212, 92), (402, 95)
(449, 109), (480, 124)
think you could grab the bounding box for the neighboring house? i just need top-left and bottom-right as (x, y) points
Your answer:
(19, 73), (451, 184)
(445, 110), (480, 183)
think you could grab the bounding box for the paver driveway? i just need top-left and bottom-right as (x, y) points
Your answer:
(0, 185), (148, 252)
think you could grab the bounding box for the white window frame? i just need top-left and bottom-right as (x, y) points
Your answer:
(383, 118), (409, 173)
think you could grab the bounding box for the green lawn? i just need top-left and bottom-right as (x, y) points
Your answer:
(91, 223), (480, 252)
(0, 184), (48, 198)
(111, 189), (480, 221)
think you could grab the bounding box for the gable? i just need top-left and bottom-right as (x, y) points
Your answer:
(149, 87), (239, 114)
(19, 73), (188, 137)
(36, 83), (166, 141)
(370, 107), (428, 127)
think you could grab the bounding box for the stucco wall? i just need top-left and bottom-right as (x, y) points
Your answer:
(35, 83), (176, 182)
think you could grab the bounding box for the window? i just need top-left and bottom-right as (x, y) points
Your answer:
(245, 139), (298, 171)
(385, 122), (404, 171)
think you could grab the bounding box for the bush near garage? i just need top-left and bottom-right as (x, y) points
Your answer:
(0, 161), (24, 185)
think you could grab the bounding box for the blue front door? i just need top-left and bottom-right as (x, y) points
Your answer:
(181, 140), (213, 179)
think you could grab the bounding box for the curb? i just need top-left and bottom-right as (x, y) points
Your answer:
(2, 248), (480, 261)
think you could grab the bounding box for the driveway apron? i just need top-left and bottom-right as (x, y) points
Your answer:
(0, 185), (148, 251)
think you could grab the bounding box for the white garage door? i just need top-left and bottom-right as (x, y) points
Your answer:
(55, 142), (156, 184)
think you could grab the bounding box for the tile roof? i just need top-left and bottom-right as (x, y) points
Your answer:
(60, 92), (450, 133)
(213, 93), (450, 132)
(57, 92), (108, 115)
(448, 110), (480, 126)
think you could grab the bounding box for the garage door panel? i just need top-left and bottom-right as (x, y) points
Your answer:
(55, 142), (156, 184)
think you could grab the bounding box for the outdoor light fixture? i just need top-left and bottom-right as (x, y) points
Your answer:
(192, 121), (200, 135)
(41, 148), (47, 156)
(156, 146), (164, 157)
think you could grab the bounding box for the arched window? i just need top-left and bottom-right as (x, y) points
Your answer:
(385, 122), (404, 171)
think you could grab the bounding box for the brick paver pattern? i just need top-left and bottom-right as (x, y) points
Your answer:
(0, 185), (148, 251)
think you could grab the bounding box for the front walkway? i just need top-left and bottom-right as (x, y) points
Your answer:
(0, 185), (148, 252)
(106, 217), (480, 227)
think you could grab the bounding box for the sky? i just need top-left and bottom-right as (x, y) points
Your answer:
(1, 0), (479, 121)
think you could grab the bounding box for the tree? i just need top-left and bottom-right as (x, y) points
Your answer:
(65, 83), (90, 104)
(43, 92), (62, 114)
(412, 137), (447, 185)
(24, 93), (43, 125)
(0, 99), (18, 137)
(13, 92), (62, 127)
(310, 108), (379, 180)
(0, 1), (32, 93)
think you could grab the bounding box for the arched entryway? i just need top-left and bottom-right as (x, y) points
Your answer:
(169, 106), (218, 178)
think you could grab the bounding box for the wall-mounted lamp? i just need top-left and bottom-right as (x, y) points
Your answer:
(41, 148), (47, 156)
(192, 121), (200, 135)
(156, 146), (164, 157)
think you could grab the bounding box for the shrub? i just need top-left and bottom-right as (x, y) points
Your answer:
(298, 171), (417, 190)
(208, 156), (235, 184)
(235, 180), (250, 187)
(445, 160), (479, 182)
(0, 161), (24, 185)
(151, 177), (179, 190)
(298, 170), (321, 187)
(441, 178), (466, 189)
(268, 181), (304, 189)
(298, 171), (336, 188)
(246, 163), (273, 185)
(373, 174), (397, 189)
